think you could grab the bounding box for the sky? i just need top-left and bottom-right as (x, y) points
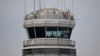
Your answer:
(0, 0), (100, 56)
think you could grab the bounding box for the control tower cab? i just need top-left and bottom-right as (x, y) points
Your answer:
(23, 8), (76, 56)
(24, 8), (75, 39)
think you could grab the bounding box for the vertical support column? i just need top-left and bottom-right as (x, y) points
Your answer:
(34, 27), (37, 38)
(45, 21), (47, 38)
(26, 29), (30, 39)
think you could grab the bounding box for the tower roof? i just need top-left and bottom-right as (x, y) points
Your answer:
(25, 8), (74, 20)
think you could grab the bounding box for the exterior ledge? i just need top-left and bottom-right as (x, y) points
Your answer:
(23, 38), (75, 47)
(24, 19), (75, 28)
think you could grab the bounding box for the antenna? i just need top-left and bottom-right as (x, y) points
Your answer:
(38, 0), (40, 9)
(54, 2), (55, 19)
(24, 0), (26, 16)
(64, 0), (65, 11)
(34, 0), (35, 11)
(38, 0), (42, 9)
(57, 0), (59, 9)
(72, 0), (74, 15)
(40, 0), (42, 9)
(44, 0), (45, 8)
(61, 0), (62, 10)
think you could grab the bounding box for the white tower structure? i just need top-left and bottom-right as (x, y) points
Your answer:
(23, 0), (76, 56)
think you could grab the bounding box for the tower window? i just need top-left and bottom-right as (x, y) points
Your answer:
(59, 49), (70, 54)
(23, 49), (32, 54)
(70, 49), (76, 55)
(58, 27), (72, 39)
(35, 27), (45, 38)
(67, 28), (72, 39)
(27, 27), (35, 39)
(46, 27), (57, 38)
(32, 48), (44, 54)
(58, 27), (67, 38)
(27, 27), (72, 39)
(23, 48), (76, 55)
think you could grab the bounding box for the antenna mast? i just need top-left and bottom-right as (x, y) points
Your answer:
(72, 0), (74, 15)
(40, 0), (42, 9)
(24, 0), (26, 16)
(38, 0), (42, 9)
(57, 0), (59, 9)
(64, 0), (66, 11)
(34, 0), (35, 11)
(61, 0), (62, 10)
(44, 0), (45, 8)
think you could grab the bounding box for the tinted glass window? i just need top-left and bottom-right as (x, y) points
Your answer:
(59, 49), (70, 54)
(23, 49), (32, 54)
(70, 49), (76, 55)
(46, 27), (57, 38)
(35, 27), (45, 38)
(58, 27), (67, 38)
(44, 48), (58, 53)
(67, 28), (72, 39)
(23, 48), (76, 55)
(32, 48), (44, 54)
(27, 27), (35, 39)
(58, 27), (72, 39)
(27, 27), (72, 39)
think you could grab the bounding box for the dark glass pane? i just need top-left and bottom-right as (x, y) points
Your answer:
(70, 49), (76, 55)
(59, 49), (70, 54)
(23, 48), (76, 55)
(67, 28), (72, 39)
(32, 48), (44, 54)
(46, 27), (72, 38)
(35, 27), (45, 38)
(57, 27), (73, 39)
(23, 49), (32, 54)
(46, 27), (57, 38)
(27, 27), (35, 39)
(58, 27), (67, 38)
(44, 48), (58, 53)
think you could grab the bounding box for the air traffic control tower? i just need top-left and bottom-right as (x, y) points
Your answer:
(23, 1), (76, 56)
